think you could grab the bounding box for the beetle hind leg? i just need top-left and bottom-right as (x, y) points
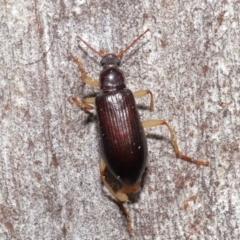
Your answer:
(117, 180), (141, 197)
(142, 119), (209, 166)
(100, 160), (132, 235)
(100, 160), (129, 202)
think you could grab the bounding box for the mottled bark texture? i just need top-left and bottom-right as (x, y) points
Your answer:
(0, 1), (239, 239)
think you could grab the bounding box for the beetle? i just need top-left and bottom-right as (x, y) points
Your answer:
(69, 29), (209, 234)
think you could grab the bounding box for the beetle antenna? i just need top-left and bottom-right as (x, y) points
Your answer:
(117, 29), (150, 59)
(78, 36), (105, 58)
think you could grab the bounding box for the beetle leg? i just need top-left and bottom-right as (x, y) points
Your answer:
(69, 55), (100, 87)
(142, 119), (209, 166)
(133, 90), (154, 111)
(72, 96), (95, 111)
(100, 160), (129, 202)
(117, 180), (141, 196)
(100, 160), (132, 234)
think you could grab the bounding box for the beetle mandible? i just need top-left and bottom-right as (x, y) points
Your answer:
(69, 29), (209, 234)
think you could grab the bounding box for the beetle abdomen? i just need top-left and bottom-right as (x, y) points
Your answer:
(96, 89), (147, 185)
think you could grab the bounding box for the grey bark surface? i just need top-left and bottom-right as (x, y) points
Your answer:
(0, 1), (240, 239)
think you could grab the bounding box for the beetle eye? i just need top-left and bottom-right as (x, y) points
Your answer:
(100, 58), (105, 66)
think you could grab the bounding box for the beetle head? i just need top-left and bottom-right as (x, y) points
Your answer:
(100, 54), (121, 68)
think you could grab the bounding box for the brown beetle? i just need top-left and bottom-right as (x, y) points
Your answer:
(70, 29), (209, 234)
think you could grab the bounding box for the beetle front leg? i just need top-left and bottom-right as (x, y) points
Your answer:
(100, 160), (132, 234)
(133, 90), (154, 111)
(72, 97), (95, 111)
(69, 55), (100, 88)
(142, 119), (209, 166)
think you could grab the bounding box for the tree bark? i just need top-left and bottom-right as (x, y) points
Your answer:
(0, 1), (239, 239)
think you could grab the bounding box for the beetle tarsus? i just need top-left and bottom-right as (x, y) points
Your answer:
(118, 203), (132, 236)
(176, 153), (209, 166)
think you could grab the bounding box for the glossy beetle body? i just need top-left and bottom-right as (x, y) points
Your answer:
(96, 54), (147, 186)
(70, 30), (209, 235)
